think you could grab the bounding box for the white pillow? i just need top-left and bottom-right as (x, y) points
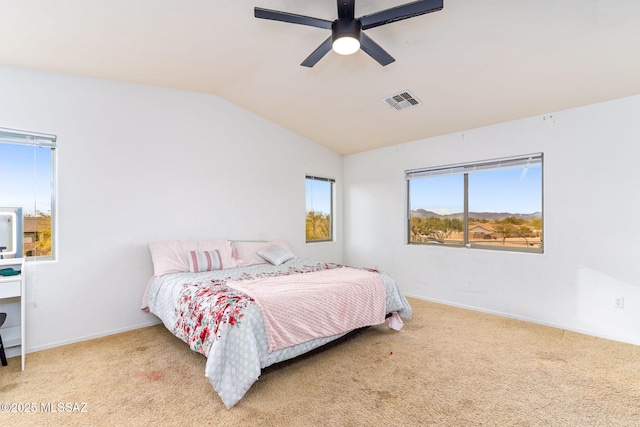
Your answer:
(257, 244), (295, 266)
(232, 239), (296, 266)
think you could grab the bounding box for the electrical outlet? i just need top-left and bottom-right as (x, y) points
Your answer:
(614, 297), (625, 309)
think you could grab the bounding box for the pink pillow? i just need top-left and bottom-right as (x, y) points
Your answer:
(148, 240), (236, 276)
(232, 239), (296, 266)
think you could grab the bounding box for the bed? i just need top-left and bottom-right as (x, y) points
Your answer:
(142, 239), (412, 408)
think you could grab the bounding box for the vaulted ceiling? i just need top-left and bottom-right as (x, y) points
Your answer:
(2, 0), (640, 154)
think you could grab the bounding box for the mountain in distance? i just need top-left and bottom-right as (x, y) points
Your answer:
(411, 209), (542, 221)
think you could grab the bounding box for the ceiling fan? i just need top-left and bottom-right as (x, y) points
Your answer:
(254, 0), (444, 67)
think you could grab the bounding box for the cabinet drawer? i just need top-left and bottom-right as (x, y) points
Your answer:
(0, 280), (21, 298)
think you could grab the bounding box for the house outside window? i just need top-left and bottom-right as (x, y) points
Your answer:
(407, 154), (543, 253)
(306, 175), (334, 242)
(0, 128), (56, 260)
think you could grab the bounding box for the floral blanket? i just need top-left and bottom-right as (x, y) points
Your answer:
(145, 258), (412, 409)
(173, 262), (342, 356)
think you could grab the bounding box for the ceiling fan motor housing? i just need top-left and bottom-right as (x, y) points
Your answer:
(332, 18), (362, 44)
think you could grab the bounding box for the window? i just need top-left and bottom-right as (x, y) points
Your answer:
(306, 175), (334, 242)
(0, 128), (57, 259)
(407, 154), (543, 253)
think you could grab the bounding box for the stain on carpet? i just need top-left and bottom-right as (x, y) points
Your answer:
(137, 370), (165, 382)
(0, 383), (18, 393)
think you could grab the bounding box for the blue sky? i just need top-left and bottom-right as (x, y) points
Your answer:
(410, 166), (542, 215)
(306, 179), (332, 214)
(0, 143), (53, 215)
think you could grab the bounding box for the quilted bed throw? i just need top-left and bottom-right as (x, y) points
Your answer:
(226, 266), (387, 352)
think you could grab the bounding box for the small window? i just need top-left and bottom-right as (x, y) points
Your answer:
(0, 128), (57, 260)
(407, 154), (543, 253)
(305, 175), (334, 242)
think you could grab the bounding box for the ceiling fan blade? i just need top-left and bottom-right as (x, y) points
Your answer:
(359, 0), (443, 30)
(301, 36), (333, 67)
(255, 7), (332, 29)
(360, 32), (395, 66)
(337, 0), (355, 20)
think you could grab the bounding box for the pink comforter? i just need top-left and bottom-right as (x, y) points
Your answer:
(226, 266), (386, 352)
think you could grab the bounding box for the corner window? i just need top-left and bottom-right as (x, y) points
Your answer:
(305, 175), (334, 242)
(407, 154), (543, 253)
(0, 128), (56, 260)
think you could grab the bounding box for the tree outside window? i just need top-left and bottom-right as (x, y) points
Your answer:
(306, 176), (334, 242)
(407, 154), (543, 253)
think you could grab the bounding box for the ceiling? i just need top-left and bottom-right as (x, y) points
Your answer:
(2, 0), (640, 155)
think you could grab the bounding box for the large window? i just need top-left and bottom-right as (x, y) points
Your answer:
(407, 154), (543, 253)
(0, 128), (56, 259)
(306, 175), (334, 242)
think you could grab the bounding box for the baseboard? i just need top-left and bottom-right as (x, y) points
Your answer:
(16, 319), (163, 356)
(404, 293), (640, 347)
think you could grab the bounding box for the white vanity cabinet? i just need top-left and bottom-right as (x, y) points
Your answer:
(0, 257), (26, 370)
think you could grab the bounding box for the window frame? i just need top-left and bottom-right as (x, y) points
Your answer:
(0, 127), (57, 261)
(305, 175), (334, 243)
(406, 153), (543, 254)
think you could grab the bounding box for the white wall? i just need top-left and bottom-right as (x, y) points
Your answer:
(2, 63), (639, 354)
(344, 95), (640, 345)
(0, 65), (343, 355)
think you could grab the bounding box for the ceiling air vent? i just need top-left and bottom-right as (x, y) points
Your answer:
(383, 91), (421, 111)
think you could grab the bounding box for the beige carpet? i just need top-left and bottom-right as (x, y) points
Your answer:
(1, 298), (639, 426)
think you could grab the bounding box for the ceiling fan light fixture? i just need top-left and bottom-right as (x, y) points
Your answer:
(331, 19), (361, 55)
(332, 36), (360, 55)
